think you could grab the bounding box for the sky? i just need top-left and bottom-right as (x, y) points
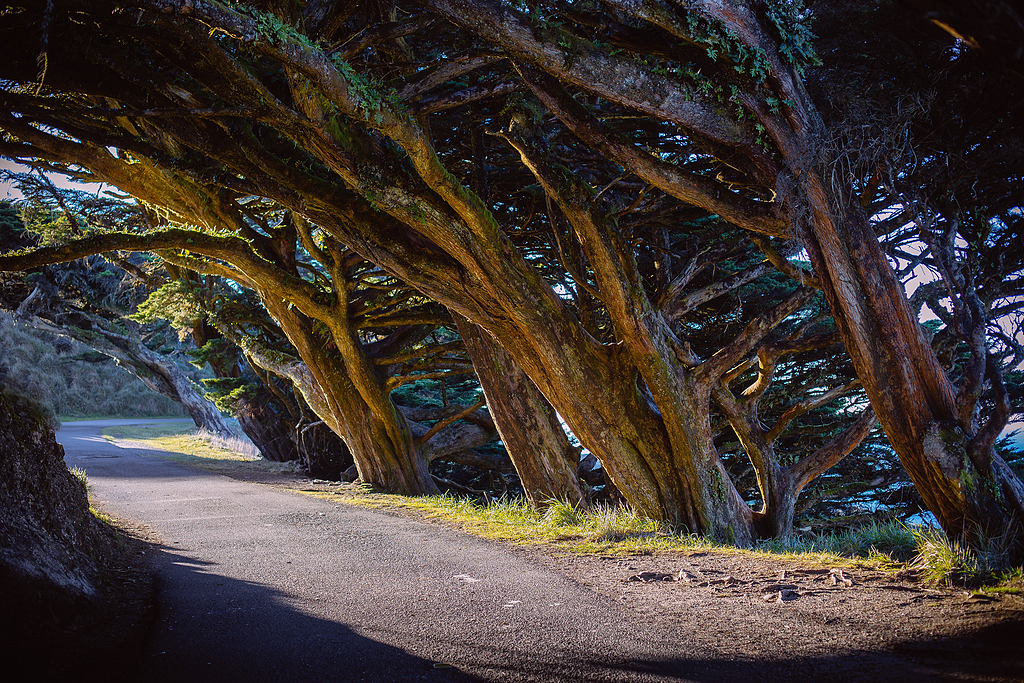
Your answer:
(0, 158), (106, 200)
(0, 157), (25, 200)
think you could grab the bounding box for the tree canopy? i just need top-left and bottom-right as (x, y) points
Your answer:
(1, 0), (1022, 550)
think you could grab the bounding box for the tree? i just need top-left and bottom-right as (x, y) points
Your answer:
(0, 188), (233, 437)
(456, 316), (586, 506)
(420, 0), (1024, 545)
(135, 276), (356, 475)
(811, 0), (1024, 537)
(1, 0), (1020, 547)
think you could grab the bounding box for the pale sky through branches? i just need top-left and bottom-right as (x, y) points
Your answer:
(0, 158), (104, 200)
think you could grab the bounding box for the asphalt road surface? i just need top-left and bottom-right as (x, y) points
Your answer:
(61, 419), (744, 683)
(65, 419), (956, 683)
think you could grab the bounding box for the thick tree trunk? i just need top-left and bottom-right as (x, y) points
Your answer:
(456, 316), (585, 506)
(8, 0), (990, 546)
(229, 375), (353, 477)
(293, 416), (354, 480)
(236, 302), (440, 496)
(482, 127), (757, 542)
(188, 324), (303, 462)
(714, 362), (878, 542)
(798, 181), (1024, 543)
(231, 389), (296, 462)
(477, 0), (1024, 547)
(232, 359), (353, 477)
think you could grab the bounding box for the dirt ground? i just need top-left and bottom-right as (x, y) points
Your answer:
(83, 460), (1024, 682)
(530, 550), (1024, 682)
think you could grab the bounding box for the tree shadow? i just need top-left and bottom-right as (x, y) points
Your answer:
(134, 545), (479, 683)
(395, 616), (1024, 682)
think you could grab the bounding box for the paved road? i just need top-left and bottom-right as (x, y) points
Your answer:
(59, 420), (742, 683)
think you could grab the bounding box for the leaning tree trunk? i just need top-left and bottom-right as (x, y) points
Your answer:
(292, 413), (354, 480)
(241, 300), (439, 496)
(235, 357), (354, 476)
(224, 365), (354, 478)
(187, 322), (302, 462)
(797, 180), (1024, 544)
(231, 387), (297, 462)
(479, 0), (1024, 549)
(457, 316), (586, 506)
(17, 311), (232, 437)
(721, 393), (877, 541)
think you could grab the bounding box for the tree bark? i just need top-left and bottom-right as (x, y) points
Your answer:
(796, 180), (1024, 542)
(463, 0), (1024, 547)
(456, 316), (585, 506)
(229, 301), (440, 496)
(231, 394), (295, 462)
(6, 0), (1021, 549)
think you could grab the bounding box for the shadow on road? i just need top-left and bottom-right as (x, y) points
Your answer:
(134, 544), (476, 683)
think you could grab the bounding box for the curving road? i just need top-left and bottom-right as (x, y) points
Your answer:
(59, 419), (734, 683)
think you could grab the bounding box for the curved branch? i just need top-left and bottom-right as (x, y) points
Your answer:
(515, 65), (789, 237)
(418, 397), (487, 446)
(790, 407), (878, 490)
(766, 380), (863, 444)
(749, 234), (820, 289)
(700, 287), (816, 381)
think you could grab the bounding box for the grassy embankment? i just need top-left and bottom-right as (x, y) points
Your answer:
(0, 310), (191, 421)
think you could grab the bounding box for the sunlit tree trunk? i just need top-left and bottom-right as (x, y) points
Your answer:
(250, 299), (439, 496)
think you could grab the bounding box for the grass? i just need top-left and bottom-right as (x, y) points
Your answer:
(69, 464), (90, 493)
(309, 490), (1024, 588)
(984, 567), (1024, 595)
(88, 505), (126, 550)
(98, 421), (1024, 589)
(101, 421), (261, 463)
(910, 526), (1024, 592)
(0, 310), (191, 420)
(758, 519), (918, 564)
(304, 490), (910, 567)
(89, 505), (118, 528)
(351, 493), (703, 555)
